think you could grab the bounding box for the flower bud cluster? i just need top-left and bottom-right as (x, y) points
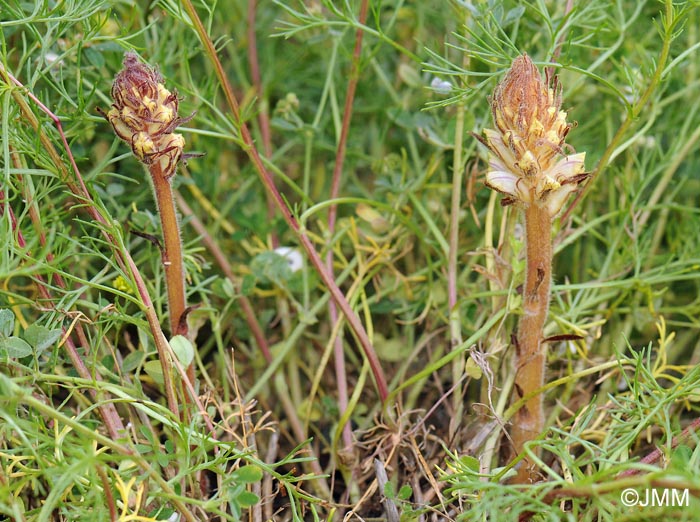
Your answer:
(477, 55), (587, 216)
(105, 52), (192, 177)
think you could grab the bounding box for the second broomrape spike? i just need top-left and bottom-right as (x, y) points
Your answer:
(475, 54), (588, 482)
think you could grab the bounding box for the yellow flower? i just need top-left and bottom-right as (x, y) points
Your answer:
(112, 275), (133, 294)
(476, 55), (587, 216)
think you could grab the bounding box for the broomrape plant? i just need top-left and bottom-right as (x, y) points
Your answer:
(100, 52), (197, 387)
(2, 0), (700, 520)
(475, 54), (588, 483)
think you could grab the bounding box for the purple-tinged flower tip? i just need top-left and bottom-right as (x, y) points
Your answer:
(101, 52), (194, 177)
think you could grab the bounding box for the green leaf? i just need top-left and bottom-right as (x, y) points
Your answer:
(137, 327), (151, 352)
(234, 465), (263, 483)
(397, 484), (413, 501)
(222, 277), (235, 298)
(83, 46), (105, 68)
(106, 182), (124, 196)
(374, 333), (412, 362)
(135, 444), (152, 454)
(170, 335), (194, 367)
(241, 274), (256, 296)
(250, 251), (293, 287)
(383, 481), (395, 499)
(15, 323), (61, 355)
(122, 350), (145, 373)
(236, 491), (260, 507)
(143, 360), (165, 385)
(465, 356), (483, 379)
(156, 451), (170, 468)
(139, 425), (155, 445)
(0, 309), (15, 337)
(147, 507), (175, 521)
(397, 63), (422, 88)
(1, 337), (33, 358)
(459, 455), (481, 473)
(670, 444), (692, 470)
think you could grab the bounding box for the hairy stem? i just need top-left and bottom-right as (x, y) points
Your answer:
(149, 162), (187, 338)
(512, 203), (552, 483)
(149, 162), (195, 392)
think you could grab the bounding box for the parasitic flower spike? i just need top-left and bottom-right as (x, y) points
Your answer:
(102, 52), (193, 177)
(101, 52), (197, 384)
(474, 54), (590, 483)
(477, 54), (587, 216)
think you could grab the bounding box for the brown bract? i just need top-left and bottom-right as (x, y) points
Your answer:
(477, 54), (587, 216)
(102, 52), (193, 177)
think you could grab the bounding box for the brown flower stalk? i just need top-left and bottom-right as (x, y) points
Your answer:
(475, 55), (587, 483)
(102, 53), (194, 379)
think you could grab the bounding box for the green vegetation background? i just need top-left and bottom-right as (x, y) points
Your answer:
(1, 0), (700, 520)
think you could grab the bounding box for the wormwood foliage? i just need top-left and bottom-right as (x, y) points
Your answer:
(2, 0), (700, 521)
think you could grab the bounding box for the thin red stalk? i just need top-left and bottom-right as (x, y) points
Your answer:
(512, 203), (552, 483)
(181, 0), (389, 402)
(175, 192), (272, 362)
(1, 64), (181, 418)
(246, 0), (278, 244)
(618, 416), (700, 478)
(247, 0), (273, 160)
(326, 0), (370, 451)
(96, 466), (118, 522)
(0, 189), (125, 439)
(125, 254), (180, 416)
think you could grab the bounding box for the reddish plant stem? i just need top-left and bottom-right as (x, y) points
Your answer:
(96, 466), (118, 522)
(148, 161), (195, 392)
(181, 0), (389, 402)
(327, 0), (370, 452)
(618, 416), (700, 478)
(246, 0), (278, 244)
(246, 0), (272, 161)
(512, 202), (552, 483)
(149, 163), (187, 337)
(1, 64), (181, 419)
(0, 189), (125, 440)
